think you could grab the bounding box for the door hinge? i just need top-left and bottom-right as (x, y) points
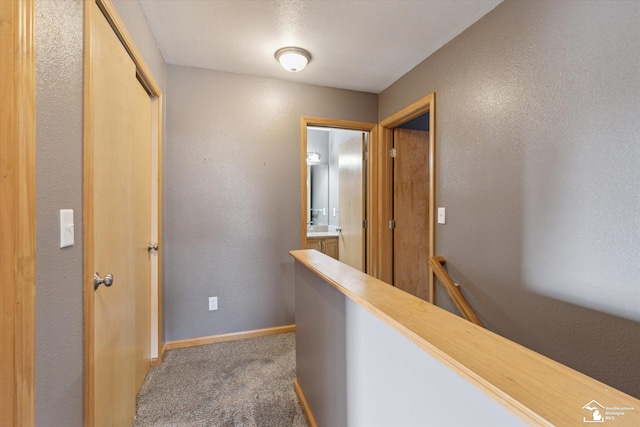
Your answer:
(389, 148), (396, 158)
(363, 151), (368, 161)
(389, 219), (396, 229)
(363, 219), (368, 229)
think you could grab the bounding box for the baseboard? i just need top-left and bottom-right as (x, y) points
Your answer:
(164, 324), (296, 351)
(160, 341), (168, 361)
(294, 377), (317, 427)
(150, 342), (168, 367)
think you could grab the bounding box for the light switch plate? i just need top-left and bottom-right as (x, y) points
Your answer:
(437, 207), (446, 224)
(60, 209), (74, 248)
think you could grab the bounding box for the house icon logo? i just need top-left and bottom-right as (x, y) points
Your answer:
(583, 400), (605, 423)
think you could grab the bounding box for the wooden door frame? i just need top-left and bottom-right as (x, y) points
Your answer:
(300, 118), (377, 274)
(83, 1), (163, 425)
(0, 1), (36, 425)
(378, 93), (436, 301)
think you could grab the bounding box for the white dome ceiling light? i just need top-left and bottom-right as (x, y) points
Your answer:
(275, 47), (311, 73)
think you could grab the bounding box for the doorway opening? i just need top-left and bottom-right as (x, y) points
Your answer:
(300, 118), (377, 273)
(378, 93), (436, 302)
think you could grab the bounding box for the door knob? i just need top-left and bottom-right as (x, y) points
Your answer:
(148, 242), (159, 252)
(94, 272), (114, 291)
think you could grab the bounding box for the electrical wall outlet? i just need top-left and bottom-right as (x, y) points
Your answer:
(208, 296), (218, 311)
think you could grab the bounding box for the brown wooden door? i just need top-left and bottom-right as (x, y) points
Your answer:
(89, 5), (152, 426)
(338, 134), (365, 271)
(393, 129), (430, 300)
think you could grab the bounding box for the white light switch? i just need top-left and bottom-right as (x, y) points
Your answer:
(60, 209), (74, 248)
(437, 207), (446, 224)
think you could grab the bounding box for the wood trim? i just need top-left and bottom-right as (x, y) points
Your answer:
(156, 93), (164, 364)
(161, 342), (168, 362)
(150, 342), (168, 367)
(83, 1), (163, 425)
(374, 124), (394, 283)
(0, 1), (36, 425)
(300, 117), (377, 274)
(164, 325), (296, 351)
(366, 126), (377, 277)
(149, 94), (164, 365)
(379, 93), (434, 128)
(427, 98), (436, 300)
(378, 93), (436, 300)
(82, 3), (95, 425)
(429, 257), (483, 327)
(303, 117), (378, 130)
(299, 117), (308, 251)
(294, 378), (318, 427)
(290, 249), (640, 426)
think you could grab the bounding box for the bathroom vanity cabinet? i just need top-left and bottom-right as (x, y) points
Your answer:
(306, 236), (339, 260)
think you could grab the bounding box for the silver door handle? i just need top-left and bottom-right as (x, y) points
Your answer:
(336, 227), (342, 232)
(94, 272), (114, 291)
(148, 242), (159, 252)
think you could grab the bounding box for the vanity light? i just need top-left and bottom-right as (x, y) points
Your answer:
(306, 151), (321, 163)
(275, 47), (311, 72)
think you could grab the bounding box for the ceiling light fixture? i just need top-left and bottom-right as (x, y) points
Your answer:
(306, 151), (321, 164)
(275, 47), (311, 73)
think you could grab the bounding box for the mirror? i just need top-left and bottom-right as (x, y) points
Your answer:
(306, 128), (333, 231)
(309, 165), (329, 225)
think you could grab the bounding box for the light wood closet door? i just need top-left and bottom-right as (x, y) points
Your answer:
(91, 5), (151, 426)
(393, 128), (430, 300)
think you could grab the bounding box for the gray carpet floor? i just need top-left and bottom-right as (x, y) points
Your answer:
(133, 332), (309, 427)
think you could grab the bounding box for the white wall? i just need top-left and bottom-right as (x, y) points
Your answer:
(295, 260), (525, 426)
(345, 299), (524, 426)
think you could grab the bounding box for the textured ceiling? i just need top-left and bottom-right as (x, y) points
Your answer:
(138, 0), (502, 93)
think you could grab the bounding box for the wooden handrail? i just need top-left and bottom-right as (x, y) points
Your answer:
(292, 250), (640, 425)
(429, 256), (484, 327)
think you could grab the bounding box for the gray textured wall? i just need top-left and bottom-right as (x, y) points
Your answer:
(380, 0), (640, 397)
(35, 1), (84, 425)
(164, 65), (377, 341)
